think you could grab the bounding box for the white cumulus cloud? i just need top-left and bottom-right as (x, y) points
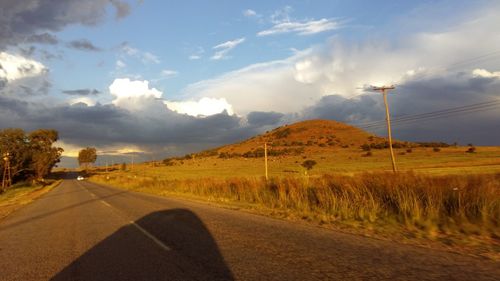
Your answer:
(0, 51), (46, 81)
(472, 68), (500, 78)
(109, 78), (163, 113)
(165, 97), (234, 117)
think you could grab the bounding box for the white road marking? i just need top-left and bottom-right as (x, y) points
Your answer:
(130, 220), (171, 251)
(78, 181), (171, 252)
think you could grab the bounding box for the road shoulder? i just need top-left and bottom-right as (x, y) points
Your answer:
(0, 180), (62, 221)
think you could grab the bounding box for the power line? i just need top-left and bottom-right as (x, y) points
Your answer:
(357, 99), (500, 127)
(358, 103), (500, 129)
(354, 99), (500, 130)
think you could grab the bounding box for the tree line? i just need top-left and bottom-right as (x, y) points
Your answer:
(0, 128), (63, 188)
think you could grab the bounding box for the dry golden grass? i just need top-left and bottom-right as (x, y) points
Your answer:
(0, 180), (61, 220)
(91, 172), (499, 240)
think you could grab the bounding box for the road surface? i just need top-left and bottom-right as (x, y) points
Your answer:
(0, 178), (498, 280)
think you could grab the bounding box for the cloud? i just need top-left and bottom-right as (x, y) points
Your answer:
(164, 97), (234, 117)
(18, 46), (37, 57)
(243, 9), (257, 17)
(270, 5), (293, 24)
(302, 71), (500, 145)
(120, 42), (160, 64)
(68, 96), (97, 106)
(142, 52), (160, 64)
(109, 78), (162, 102)
(110, 0), (131, 19)
(67, 39), (101, 51)
(0, 94), (256, 160)
(161, 69), (178, 78)
(184, 2), (500, 118)
(211, 38), (245, 60)
(182, 55), (322, 114)
(247, 111), (284, 126)
(116, 59), (126, 69)
(0, 0), (131, 50)
(26, 33), (59, 45)
(0, 52), (47, 82)
(188, 47), (205, 60)
(62, 89), (100, 96)
(0, 51), (50, 97)
(108, 78), (171, 116)
(257, 6), (340, 36)
(473, 69), (500, 78)
(258, 18), (341, 36)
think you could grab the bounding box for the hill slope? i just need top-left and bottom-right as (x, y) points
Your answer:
(195, 119), (393, 158)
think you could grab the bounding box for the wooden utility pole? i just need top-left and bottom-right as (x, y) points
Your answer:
(372, 86), (397, 172)
(264, 142), (268, 180)
(2, 152), (12, 192)
(131, 154), (134, 171)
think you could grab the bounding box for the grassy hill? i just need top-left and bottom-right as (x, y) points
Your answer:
(143, 119), (500, 178)
(194, 119), (405, 159)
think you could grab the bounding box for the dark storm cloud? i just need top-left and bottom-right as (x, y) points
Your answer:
(302, 94), (384, 124)
(18, 46), (36, 57)
(0, 96), (259, 157)
(66, 39), (101, 52)
(0, 0), (130, 49)
(247, 111), (284, 126)
(62, 89), (100, 96)
(303, 72), (500, 145)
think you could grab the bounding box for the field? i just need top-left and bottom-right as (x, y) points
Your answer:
(109, 146), (500, 179)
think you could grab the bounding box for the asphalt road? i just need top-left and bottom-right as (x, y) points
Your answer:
(0, 178), (498, 280)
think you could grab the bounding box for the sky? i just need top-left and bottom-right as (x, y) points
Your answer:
(1, 0), (500, 166)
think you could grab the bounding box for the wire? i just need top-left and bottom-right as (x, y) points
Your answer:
(353, 99), (500, 130)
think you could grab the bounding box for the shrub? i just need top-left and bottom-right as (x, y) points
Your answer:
(433, 147), (441, 152)
(273, 128), (291, 139)
(301, 160), (317, 170)
(361, 143), (371, 151)
(406, 148), (413, 153)
(466, 146), (476, 153)
(162, 159), (174, 166)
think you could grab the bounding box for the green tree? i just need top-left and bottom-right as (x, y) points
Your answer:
(78, 147), (97, 168)
(0, 128), (31, 180)
(29, 129), (63, 180)
(0, 128), (63, 182)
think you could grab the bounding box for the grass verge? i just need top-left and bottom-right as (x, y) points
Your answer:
(90, 172), (500, 259)
(0, 179), (62, 221)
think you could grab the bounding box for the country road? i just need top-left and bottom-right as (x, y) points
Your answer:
(0, 179), (498, 280)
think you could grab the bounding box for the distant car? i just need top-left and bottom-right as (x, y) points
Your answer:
(77, 176), (84, 181)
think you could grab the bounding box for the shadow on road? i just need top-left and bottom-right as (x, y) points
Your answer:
(51, 209), (234, 281)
